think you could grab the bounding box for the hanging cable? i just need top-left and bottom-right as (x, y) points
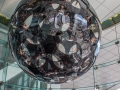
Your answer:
(49, 82), (52, 90)
(72, 80), (75, 90)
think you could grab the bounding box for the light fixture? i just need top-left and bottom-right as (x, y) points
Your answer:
(9, 0), (102, 84)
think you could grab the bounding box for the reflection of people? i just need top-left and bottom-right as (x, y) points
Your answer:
(59, 5), (65, 14)
(82, 57), (90, 68)
(58, 61), (64, 69)
(54, 31), (62, 43)
(87, 15), (96, 27)
(89, 29), (97, 46)
(74, 14), (87, 30)
(73, 14), (87, 41)
(47, 4), (56, 23)
(91, 37), (97, 46)
(11, 0), (101, 83)
(24, 58), (31, 66)
(62, 11), (70, 24)
(23, 24), (29, 30)
(25, 43), (38, 56)
(19, 45), (24, 55)
(20, 11), (27, 24)
(18, 44), (32, 67)
(67, 28), (73, 40)
(31, 53), (40, 66)
(54, 5), (69, 28)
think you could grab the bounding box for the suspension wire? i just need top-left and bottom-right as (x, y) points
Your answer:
(73, 80), (74, 89)
(50, 82), (51, 88)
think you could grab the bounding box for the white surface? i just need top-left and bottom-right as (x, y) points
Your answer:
(52, 55), (59, 61)
(88, 0), (120, 21)
(0, 0), (120, 89)
(47, 84), (60, 90)
(0, 0), (120, 22)
(72, 1), (81, 9)
(6, 64), (22, 81)
(0, 0), (21, 18)
(39, 21), (43, 27)
(52, 4), (59, 9)
(58, 43), (65, 54)
(24, 15), (33, 27)
(69, 44), (77, 54)
(61, 23), (70, 31)
(0, 69), (3, 81)
(61, 22), (120, 88)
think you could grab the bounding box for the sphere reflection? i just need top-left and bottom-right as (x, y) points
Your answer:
(9, 0), (101, 83)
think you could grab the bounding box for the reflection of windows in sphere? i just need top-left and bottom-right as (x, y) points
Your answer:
(9, 0), (101, 84)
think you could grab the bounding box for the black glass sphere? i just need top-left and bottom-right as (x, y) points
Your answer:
(9, 0), (102, 84)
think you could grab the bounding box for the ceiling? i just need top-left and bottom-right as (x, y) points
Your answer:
(61, 22), (120, 89)
(0, 0), (120, 90)
(88, 0), (120, 22)
(0, 0), (21, 18)
(0, 0), (120, 22)
(61, 0), (120, 90)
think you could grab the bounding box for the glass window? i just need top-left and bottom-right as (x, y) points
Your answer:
(0, 69), (3, 81)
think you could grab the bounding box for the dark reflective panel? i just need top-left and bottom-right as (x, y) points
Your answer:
(8, 0), (102, 84)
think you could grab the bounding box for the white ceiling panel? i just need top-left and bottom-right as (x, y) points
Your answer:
(96, 0), (105, 3)
(104, 45), (117, 51)
(101, 37), (110, 45)
(0, 0), (21, 18)
(96, 66), (120, 84)
(110, 47), (119, 55)
(114, 5), (120, 13)
(96, 57), (107, 64)
(116, 25), (120, 34)
(98, 49), (108, 57)
(102, 0), (120, 11)
(102, 28), (114, 37)
(95, 4), (110, 20)
(103, 30), (117, 41)
(101, 52), (115, 60)
(105, 56), (119, 64)
(101, 12), (114, 22)
(88, 0), (100, 9)
(88, 0), (120, 21)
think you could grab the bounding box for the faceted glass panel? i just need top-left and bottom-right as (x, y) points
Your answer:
(8, 0), (102, 84)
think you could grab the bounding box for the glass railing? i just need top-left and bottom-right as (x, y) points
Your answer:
(1, 80), (120, 90)
(0, 24), (120, 90)
(0, 52), (120, 90)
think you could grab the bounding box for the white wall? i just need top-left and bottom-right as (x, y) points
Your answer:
(0, 0), (21, 18)
(47, 84), (60, 90)
(0, 69), (3, 81)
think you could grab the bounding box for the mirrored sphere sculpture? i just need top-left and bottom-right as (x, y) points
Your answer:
(9, 0), (102, 83)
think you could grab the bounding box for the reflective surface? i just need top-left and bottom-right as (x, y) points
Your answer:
(8, 0), (101, 83)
